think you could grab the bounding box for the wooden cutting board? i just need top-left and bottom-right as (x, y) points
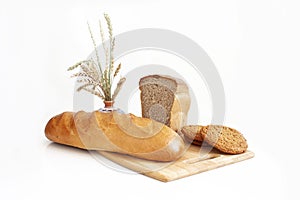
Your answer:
(98, 144), (254, 182)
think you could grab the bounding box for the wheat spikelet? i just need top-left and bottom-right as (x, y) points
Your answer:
(111, 37), (115, 52)
(99, 68), (109, 98)
(71, 72), (89, 78)
(76, 78), (99, 86)
(77, 78), (90, 83)
(82, 87), (105, 100)
(112, 77), (126, 100)
(77, 83), (94, 92)
(87, 22), (103, 75)
(88, 59), (101, 80)
(80, 64), (91, 75)
(86, 61), (100, 81)
(99, 20), (109, 68)
(104, 13), (113, 41)
(68, 60), (88, 71)
(109, 38), (116, 71)
(103, 67), (109, 82)
(109, 38), (115, 75)
(70, 60), (99, 82)
(104, 13), (114, 81)
(114, 63), (121, 77)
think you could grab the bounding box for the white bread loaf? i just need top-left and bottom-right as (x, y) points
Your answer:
(45, 111), (185, 161)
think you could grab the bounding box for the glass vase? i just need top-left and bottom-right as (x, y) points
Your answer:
(98, 101), (124, 114)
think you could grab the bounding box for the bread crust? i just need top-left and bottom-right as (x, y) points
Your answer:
(181, 125), (248, 154)
(181, 125), (204, 142)
(139, 75), (191, 131)
(45, 111), (185, 161)
(200, 125), (248, 154)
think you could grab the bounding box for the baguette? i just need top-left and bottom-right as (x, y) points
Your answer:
(45, 111), (185, 161)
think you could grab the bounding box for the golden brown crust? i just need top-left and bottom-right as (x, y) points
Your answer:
(101, 113), (176, 153)
(200, 125), (248, 154)
(45, 112), (86, 149)
(45, 111), (185, 161)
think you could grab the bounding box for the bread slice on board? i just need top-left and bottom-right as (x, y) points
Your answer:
(200, 125), (248, 154)
(181, 125), (248, 154)
(139, 75), (191, 132)
(181, 125), (204, 142)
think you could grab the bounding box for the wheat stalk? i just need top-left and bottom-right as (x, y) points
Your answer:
(68, 14), (125, 102)
(104, 14), (114, 95)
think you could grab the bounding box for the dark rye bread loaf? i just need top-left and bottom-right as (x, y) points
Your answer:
(139, 75), (191, 132)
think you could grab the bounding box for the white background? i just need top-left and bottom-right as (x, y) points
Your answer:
(0, 0), (299, 199)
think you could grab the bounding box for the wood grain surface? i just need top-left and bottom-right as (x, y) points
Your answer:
(98, 144), (254, 182)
